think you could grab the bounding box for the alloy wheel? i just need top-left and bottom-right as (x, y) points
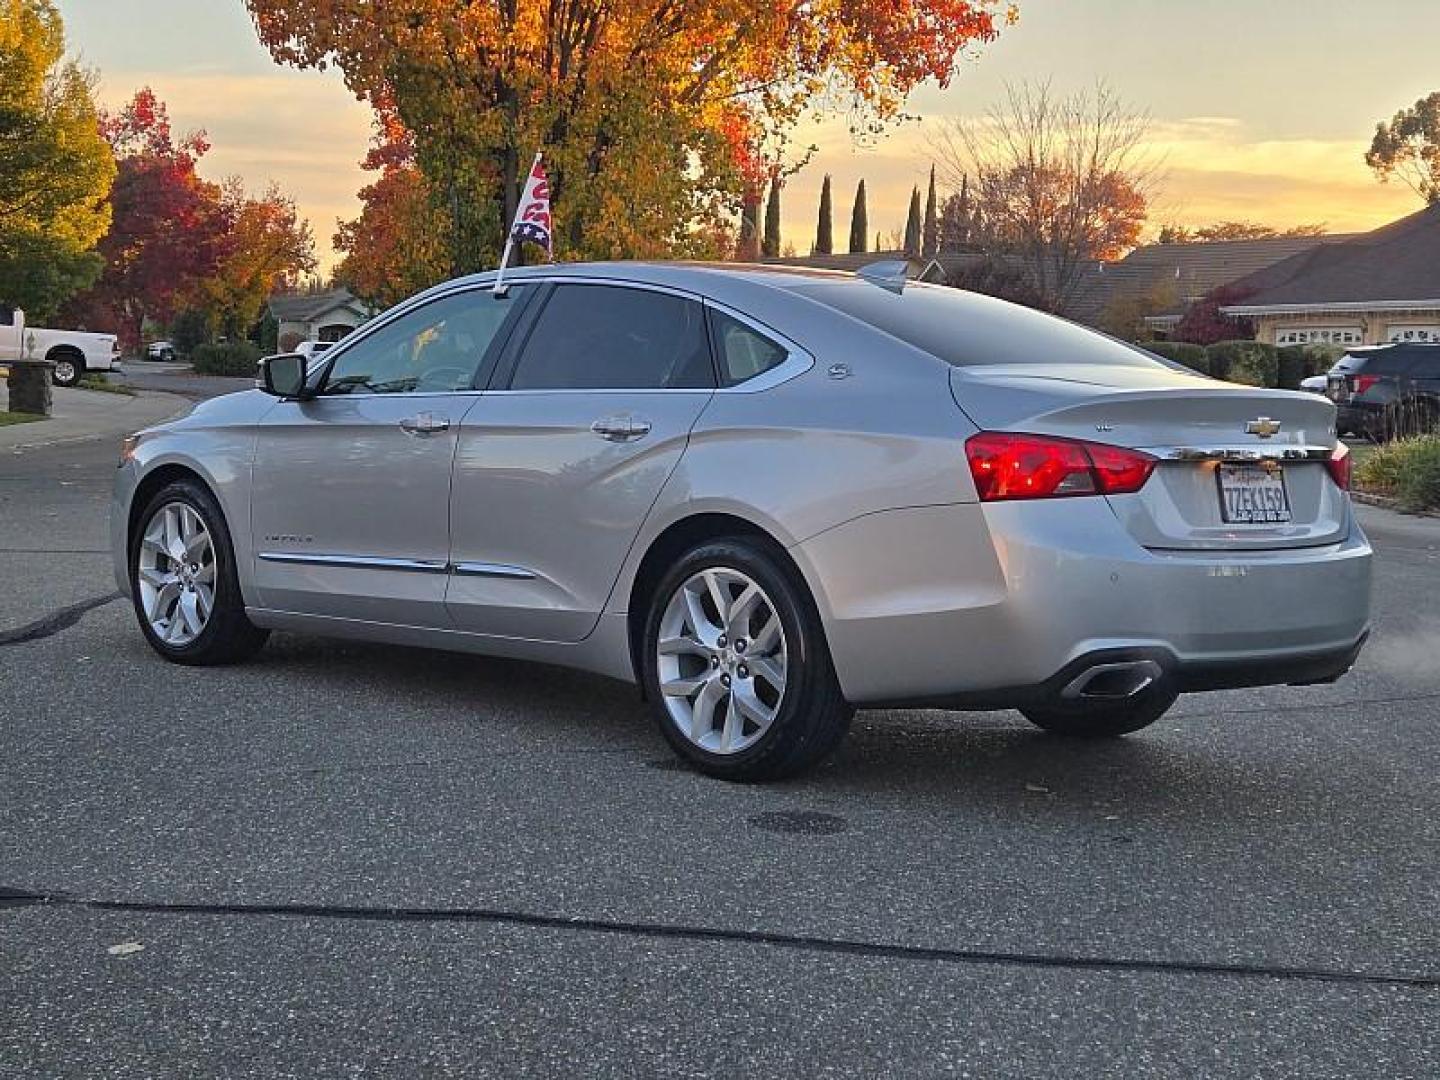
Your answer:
(657, 567), (788, 755)
(137, 502), (216, 647)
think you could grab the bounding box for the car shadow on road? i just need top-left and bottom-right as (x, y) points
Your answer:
(241, 632), (1331, 829)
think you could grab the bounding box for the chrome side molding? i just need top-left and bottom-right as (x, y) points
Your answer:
(259, 552), (536, 580)
(451, 561), (536, 580)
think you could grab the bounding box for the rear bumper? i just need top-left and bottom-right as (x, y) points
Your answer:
(880, 635), (1368, 712)
(791, 500), (1373, 706)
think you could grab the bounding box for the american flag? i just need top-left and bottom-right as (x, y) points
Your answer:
(510, 155), (553, 258)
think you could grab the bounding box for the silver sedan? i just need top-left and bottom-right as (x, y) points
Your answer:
(112, 263), (1372, 780)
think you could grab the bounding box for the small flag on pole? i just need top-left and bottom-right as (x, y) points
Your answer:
(494, 151), (551, 294)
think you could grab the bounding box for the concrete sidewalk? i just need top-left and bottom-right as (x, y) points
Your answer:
(0, 383), (190, 453)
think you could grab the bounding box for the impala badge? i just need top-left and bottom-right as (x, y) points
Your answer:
(1245, 417), (1282, 438)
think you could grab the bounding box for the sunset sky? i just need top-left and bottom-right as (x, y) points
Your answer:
(57, 0), (1439, 271)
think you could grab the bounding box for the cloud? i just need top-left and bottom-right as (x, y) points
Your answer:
(779, 113), (1422, 250)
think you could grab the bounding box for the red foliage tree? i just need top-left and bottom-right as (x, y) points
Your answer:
(1173, 284), (1258, 346)
(67, 89), (231, 349)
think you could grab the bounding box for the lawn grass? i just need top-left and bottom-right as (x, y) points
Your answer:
(78, 374), (137, 396)
(0, 410), (45, 426)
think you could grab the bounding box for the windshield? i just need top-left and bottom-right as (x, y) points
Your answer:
(792, 280), (1164, 369)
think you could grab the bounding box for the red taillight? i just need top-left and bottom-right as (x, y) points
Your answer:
(965, 432), (1157, 502)
(1326, 442), (1351, 491)
(1351, 374), (1380, 396)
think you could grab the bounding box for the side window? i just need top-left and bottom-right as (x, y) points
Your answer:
(709, 310), (789, 387)
(509, 284), (713, 390)
(0, 306), (13, 327)
(322, 288), (524, 395)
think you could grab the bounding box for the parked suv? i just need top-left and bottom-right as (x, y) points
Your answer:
(1326, 343), (1440, 440)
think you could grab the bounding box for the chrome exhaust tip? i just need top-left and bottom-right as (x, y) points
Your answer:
(1060, 660), (1164, 701)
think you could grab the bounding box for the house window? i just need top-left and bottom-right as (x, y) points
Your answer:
(1386, 324), (1440, 343)
(1275, 327), (1363, 346)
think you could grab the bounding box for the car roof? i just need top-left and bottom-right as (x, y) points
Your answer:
(424, 260), (905, 308)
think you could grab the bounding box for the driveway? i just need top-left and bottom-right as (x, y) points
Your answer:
(1, 425), (1437, 1077)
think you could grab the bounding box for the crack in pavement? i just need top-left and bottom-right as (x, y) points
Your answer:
(0, 593), (121, 646)
(0, 887), (1434, 991)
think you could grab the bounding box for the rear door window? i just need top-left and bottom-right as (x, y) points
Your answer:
(508, 284), (714, 390)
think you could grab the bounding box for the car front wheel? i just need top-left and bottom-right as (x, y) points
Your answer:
(129, 480), (268, 665)
(642, 539), (852, 782)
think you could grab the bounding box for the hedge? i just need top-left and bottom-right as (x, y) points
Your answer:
(1276, 344), (1344, 389)
(1206, 340), (1277, 387)
(1144, 341), (1209, 376)
(192, 341), (262, 377)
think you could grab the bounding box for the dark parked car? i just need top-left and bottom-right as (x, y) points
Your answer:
(1326, 343), (1440, 440)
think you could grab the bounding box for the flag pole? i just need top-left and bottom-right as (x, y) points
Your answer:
(493, 150), (544, 296)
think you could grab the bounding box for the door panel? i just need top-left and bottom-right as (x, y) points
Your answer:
(249, 286), (530, 626)
(447, 391), (710, 640)
(251, 395), (469, 625)
(446, 281), (716, 641)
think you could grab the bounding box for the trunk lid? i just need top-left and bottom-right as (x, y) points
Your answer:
(950, 363), (1348, 551)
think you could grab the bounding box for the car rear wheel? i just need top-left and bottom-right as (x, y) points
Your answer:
(130, 480), (268, 665)
(642, 539), (852, 781)
(1021, 687), (1177, 738)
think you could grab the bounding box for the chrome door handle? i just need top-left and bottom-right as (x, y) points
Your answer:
(591, 416), (652, 442)
(399, 412), (450, 436)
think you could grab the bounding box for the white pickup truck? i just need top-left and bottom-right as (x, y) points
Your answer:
(0, 306), (122, 387)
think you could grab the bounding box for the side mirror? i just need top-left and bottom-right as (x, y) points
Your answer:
(260, 352), (308, 398)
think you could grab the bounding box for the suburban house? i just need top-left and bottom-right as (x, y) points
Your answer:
(910, 237), (1343, 331)
(267, 287), (371, 347)
(1220, 203), (1440, 347)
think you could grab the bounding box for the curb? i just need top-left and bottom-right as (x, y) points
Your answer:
(2, 390), (192, 453)
(1351, 490), (1440, 519)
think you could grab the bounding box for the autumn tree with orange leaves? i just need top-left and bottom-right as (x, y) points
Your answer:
(246, 0), (1015, 277)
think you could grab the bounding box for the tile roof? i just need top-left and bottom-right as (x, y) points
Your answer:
(267, 288), (365, 323)
(1223, 203), (1440, 309)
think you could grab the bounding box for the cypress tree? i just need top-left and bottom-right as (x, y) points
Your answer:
(815, 175), (834, 255)
(903, 186), (922, 255)
(923, 165), (939, 258)
(848, 179), (868, 254)
(762, 178), (781, 258)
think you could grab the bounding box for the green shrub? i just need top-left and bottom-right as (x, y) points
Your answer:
(192, 341), (261, 377)
(1144, 341), (1209, 376)
(1355, 439), (1410, 493)
(1207, 340), (1278, 386)
(1276, 344), (1344, 389)
(171, 308), (215, 361)
(1395, 436), (1440, 512)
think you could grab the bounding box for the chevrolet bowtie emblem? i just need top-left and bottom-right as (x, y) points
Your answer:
(1245, 417), (1282, 438)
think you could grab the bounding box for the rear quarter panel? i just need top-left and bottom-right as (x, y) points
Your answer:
(605, 294), (977, 622)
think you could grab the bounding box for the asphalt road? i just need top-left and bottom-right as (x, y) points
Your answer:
(2, 390), (1438, 1077)
(114, 360), (256, 401)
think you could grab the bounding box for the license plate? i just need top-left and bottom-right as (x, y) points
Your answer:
(1218, 464), (1291, 524)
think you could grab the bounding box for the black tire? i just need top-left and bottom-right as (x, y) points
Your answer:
(641, 538), (853, 782)
(1021, 687), (1177, 738)
(129, 479), (268, 666)
(50, 352), (83, 387)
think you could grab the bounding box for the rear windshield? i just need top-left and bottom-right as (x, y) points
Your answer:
(791, 281), (1162, 369)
